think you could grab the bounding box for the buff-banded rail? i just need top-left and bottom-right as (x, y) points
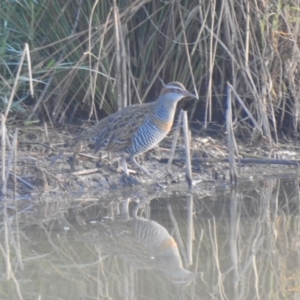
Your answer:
(75, 82), (197, 175)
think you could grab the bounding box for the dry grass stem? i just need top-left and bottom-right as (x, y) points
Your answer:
(227, 82), (262, 134)
(113, 0), (123, 111)
(167, 202), (189, 268)
(186, 194), (194, 266)
(226, 83), (238, 184)
(1, 114), (7, 196)
(4, 45), (27, 118)
(208, 218), (226, 299)
(182, 111), (193, 188)
(167, 110), (183, 173)
(13, 129), (18, 199)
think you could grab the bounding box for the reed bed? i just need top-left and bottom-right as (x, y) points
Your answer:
(1, 0), (299, 139)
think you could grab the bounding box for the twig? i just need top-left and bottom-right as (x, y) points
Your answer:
(71, 168), (102, 175)
(119, 9), (127, 109)
(177, 2), (198, 99)
(186, 194), (194, 266)
(13, 138), (17, 199)
(167, 202), (189, 266)
(113, 0), (122, 110)
(226, 82), (238, 184)
(25, 43), (34, 97)
(5, 45), (27, 118)
(12, 129), (19, 198)
(43, 122), (49, 143)
(9, 172), (34, 190)
(182, 111), (193, 188)
(167, 110), (183, 173)
(161, 157), (300, 166)
(227, 82), (262, 134)
(2, 204), (12, 280)
(2, 114), (7, 196)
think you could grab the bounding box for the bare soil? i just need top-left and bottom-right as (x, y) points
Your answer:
(2, 124), (300, 203)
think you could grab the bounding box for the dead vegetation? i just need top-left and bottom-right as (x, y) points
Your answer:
(1, 0), (300, 197)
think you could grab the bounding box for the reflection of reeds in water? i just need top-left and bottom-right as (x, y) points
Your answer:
(79, 217), (195, 285)
(3, 180), (300, 299)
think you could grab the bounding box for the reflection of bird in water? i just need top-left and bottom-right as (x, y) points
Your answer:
(79, 217), (195, 285)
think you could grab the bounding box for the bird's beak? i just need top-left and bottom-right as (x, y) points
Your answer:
(183, 90), (198, 99)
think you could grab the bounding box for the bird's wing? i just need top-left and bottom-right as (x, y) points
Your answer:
(87, 103), (154, 153)
(95, 103), (153, 152)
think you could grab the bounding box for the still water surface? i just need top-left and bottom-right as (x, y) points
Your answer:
(1, 178), (300, 299)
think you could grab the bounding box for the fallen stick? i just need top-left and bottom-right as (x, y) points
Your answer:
(160, 157), (300, 166)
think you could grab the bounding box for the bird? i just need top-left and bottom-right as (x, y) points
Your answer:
(75, 82), (197, 175)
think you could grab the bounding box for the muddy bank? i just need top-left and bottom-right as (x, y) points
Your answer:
(2, 124), (300, 203)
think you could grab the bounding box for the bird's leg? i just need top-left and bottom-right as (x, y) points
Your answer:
(120, 155), (140, 185)
(130, 156), (150, 176)
(121, 155), (129, 175)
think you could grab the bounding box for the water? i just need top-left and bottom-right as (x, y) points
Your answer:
(1, 178), (300, 299)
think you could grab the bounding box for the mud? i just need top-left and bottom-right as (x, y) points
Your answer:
(2, 124), (300, 203)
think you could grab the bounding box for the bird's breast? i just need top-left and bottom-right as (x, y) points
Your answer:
(152, 118), (173, 132)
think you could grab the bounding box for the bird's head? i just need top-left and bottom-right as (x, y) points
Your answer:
(159, 82), (197, 103)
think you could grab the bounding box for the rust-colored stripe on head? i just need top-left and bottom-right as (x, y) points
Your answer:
(159, 87), (170, 96)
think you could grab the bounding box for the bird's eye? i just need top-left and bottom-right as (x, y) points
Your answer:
(174, 89), (180, 93)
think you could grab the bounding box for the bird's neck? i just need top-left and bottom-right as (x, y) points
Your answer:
(154, 96), (179, 122)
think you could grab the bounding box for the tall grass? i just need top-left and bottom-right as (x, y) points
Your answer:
(1, 0), (300, 139)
